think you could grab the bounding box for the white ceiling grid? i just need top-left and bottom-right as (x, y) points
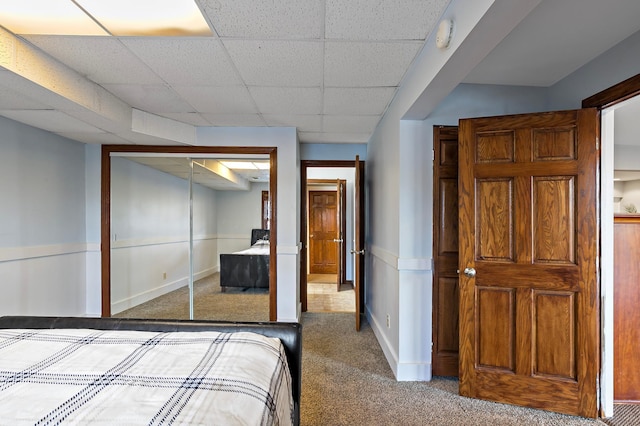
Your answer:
(1, 0), (451, 145)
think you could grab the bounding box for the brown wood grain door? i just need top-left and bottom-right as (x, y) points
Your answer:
(458, 109), (600, 418)
(354, 155), (365, 331)
(309, 190), (339, 274)
(613, 218), (640, 402)
(432, 126), (460, 377)
(336, 179), (345, 291)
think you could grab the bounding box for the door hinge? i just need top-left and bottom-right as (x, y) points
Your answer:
(432, 149), (435, 161)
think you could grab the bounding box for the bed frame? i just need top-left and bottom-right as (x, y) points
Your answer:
(0, 315), (301, 425)
(220, 228), (270, 292)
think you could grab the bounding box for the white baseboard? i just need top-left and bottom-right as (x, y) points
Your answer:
(367, 306), (400, 379)
(367, 306), (433, 382)
(111, 268), (218, 315)
(112, 279), (186, 314)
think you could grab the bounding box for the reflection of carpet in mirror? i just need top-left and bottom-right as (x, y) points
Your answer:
(307, 274), (355, 313)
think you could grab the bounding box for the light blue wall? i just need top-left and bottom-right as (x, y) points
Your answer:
(0, 116), (88, 316)
(425, 83), (550, 125)
(548, 29), (640, 111)
(300, 143), (366, 161)
(0, 116), (86, 247)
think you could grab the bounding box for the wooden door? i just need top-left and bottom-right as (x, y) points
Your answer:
(458, 109), (600, 417)
(336, 180), (346, 291)
(432, 126), (460, 376)
(613, 217), (640, 402)
(309, 191), (339, 274)
(354, 156), (365, 331)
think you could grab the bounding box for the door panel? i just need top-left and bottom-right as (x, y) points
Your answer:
(432, 126), (460, 376)
(336, 179), (344, 290)
(458, 109), (600, 418)
(354, 155), (364, 331)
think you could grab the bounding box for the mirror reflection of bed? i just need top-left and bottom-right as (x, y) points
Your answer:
(220, 229), (270, 293)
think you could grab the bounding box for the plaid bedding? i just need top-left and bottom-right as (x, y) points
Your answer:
(0, 328), (293, 425)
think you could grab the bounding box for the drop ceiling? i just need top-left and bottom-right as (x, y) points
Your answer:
(0, 0), (451, 145)
(0, 0), (639, 150)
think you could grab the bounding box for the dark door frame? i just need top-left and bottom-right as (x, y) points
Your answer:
(300, 160), (362, 312)
(101, 145), (278, 320)
(582, 72), (640, 412)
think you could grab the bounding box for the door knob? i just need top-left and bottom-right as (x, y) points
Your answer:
(463, 267), (476, 278)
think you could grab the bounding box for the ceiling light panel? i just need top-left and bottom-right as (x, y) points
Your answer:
(221, 161), (257, 170)
(0, 0), (212, 37)
(0, 0), (108, 35)
(76, 0), (212, 36)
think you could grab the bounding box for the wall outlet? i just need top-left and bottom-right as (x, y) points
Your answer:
(386, 314), (390, 328)
(163, 272), (167, 280)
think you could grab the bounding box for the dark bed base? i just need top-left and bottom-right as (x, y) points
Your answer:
(220, 228), (270, 292)
(0, 316), (301, 426)
(220, 253), (269, 291)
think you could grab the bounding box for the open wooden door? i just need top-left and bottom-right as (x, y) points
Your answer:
(353, 156), (365, 331)
(432, 125), (460, 376)
(336, 179), (344, 291)
(458, 109), (600, 417)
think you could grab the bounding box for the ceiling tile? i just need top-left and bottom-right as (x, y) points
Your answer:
(263, 114), (322, 132)
(249, 87), (322, 115)
(224, 40), (323, 86)
(103, 84), (195, 113)
(200, 0), (324, 39)
(121, 38), (241, 86)
(172, 85), (257, 114)
(325, 41), (422, 87)
(325, 0), (450, 40)
(323, 115), (380, 133)
(201, 113), (267, 127)
(24, 36), (165, 85)
(324, 87), (396, 115)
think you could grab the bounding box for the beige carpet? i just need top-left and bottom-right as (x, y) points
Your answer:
(114, 274), (613, 425)
(301, 312), (608, 426)
(114, 273), (269, 322)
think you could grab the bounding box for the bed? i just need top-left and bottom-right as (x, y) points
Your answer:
(220, 229), (270, 292)
(0, 316), (301, 425)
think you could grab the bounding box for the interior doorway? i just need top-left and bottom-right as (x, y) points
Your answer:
(583, 73), (640, 416)
(300, 159), (365, 324)
(306, 177), (351, 312)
